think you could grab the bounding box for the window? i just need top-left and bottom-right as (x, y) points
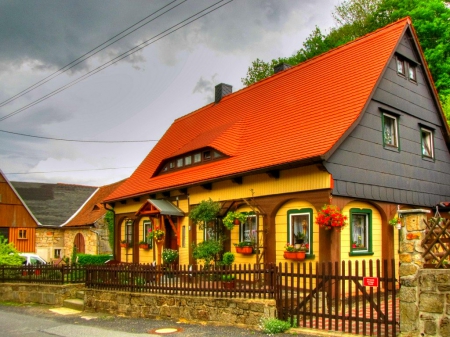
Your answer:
(18, 229), (27, 239)
(177, 158), (183, 168)
(408, 65), (417, 82)
(350, 208), (373, 256)
(169, 162), (175, 169)
(240, 214), (257, 243)
(203, 150), (211, 160)
(126, 220), (133, 244)
(287, 209), (312, 255)
(185, 156), (191, 165)
(421, 128), (434, 158)
(383, 113), (399, 148)
(182, 225), (186, 248)
(396, 57), (405, 76)
(54, 249), (61, 259)
(194, 153), (201, 163)
(143, 220), (153, 248)
(203, 219), (220, 241)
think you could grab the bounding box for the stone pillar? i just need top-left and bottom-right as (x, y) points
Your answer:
(397, 209), (430, 336)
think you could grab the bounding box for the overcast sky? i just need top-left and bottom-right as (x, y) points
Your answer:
(0, 0), (341, 187)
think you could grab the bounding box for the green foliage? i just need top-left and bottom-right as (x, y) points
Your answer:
(104, 210), (114, 250)
(259, 317), (292, 335)
(222, 252), (235, 266)
(443, 95), (450, 126)
(0, 235), (24, 266)
(189, 198), (221, 230)
(71, 245), (78, 265)
(222, 211), (247, 230)
(192, 239), (223, 267)
(76, 254), (112, 265)
(162, 248), (179, 264)
(241, 0), (450, 103)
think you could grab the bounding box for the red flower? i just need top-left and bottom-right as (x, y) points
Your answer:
(315, 204), (347, 231)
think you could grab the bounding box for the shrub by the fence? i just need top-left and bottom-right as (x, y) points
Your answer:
(76, 254), (112, 265)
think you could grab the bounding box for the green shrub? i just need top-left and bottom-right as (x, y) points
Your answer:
(192, 239), (223, 267)
(76, 254), (112, 265)
(0, 235), (23, 266)
(259, 317), (292, 335)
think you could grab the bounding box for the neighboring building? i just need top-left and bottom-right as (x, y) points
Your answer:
(0, 169), (38, 252)
(104, 18), (450, 268)
(11, 180), (123, 262)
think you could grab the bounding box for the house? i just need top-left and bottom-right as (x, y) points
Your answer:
(0, 169), (39, 252)
(104, 18), (450, 268)
(11, 179), (123, 262)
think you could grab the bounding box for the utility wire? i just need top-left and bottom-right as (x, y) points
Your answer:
(0, 129), (158, 143)
(5, 167), (136, 175)
(0, 0), (233, 122)
(0, 0), (184, 108)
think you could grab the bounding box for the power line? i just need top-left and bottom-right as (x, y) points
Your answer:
(0, 129), (159, 143)
(5, 167), (136, 175)
(0, 0), (233, 122)
(0, 0), (184, 108)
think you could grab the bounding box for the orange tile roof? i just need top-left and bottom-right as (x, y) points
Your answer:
(106, 18), (411, 202)
(64, 180), (125, 227)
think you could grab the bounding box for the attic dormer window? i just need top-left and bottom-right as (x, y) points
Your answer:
(396, 57), (405, 76)
(158, 148), (226, 175)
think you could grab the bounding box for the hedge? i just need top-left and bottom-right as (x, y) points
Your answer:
(76, 254), (112, 265)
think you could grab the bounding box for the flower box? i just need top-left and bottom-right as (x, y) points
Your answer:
(284, 251), (306, 261)
(120, 243), (130, 248)
(139, 243), (150, 249)
(222, 281), (235, 289)
(235, 246), (253, 254)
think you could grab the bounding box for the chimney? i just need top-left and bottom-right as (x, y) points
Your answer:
(274, 63), (292, 74)
(215, 83), (232, 103)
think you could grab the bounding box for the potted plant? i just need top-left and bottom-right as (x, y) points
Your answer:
(139, 240), (149, 249)
(283, 243), (307, 260)
(234, 241), (253, 254)
(221, 252), (235, 289)
(189, 198), (221, 230)
(389, 216), (402, 229)
(192, 239), (223, 269)
(315, 204), (348, 231)
(223, 211), (247, 230)
(120, 240), (131, 248)
(293, 231), (305, 249)
(147, 227), (165, 242)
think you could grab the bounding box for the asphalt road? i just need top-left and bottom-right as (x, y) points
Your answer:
(0, 302), (285, 337)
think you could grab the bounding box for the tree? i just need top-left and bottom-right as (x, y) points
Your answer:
(104, 210), (114, 250)
(0, 236), (24, 266)
(242, 0), (450, 106)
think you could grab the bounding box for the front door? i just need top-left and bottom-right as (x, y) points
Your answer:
(74, 233), (85, 254)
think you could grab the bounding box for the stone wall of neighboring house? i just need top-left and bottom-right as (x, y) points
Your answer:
(64, 228), (98, 257)
(84, 289), (276, 328)
(0, 283), (84, 305)
(35, 228), (65, 263)
(398, 210), (450, 337)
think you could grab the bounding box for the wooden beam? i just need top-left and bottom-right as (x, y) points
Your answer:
(201, 183), (212, 190)
(133, 197), (141, 202)
(179, 188), (188, 195)
(162, 191), (170, 198)
(267, 170), (280, 179)
(138, 210), (160, 215)
(231, 177), (243, 185)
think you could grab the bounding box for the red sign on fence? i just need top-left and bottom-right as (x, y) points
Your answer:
(363, 276), (379, 287)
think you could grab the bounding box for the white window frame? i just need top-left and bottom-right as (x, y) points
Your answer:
(288, 211), (311, 255)
(240, 214), (257, 243)
(421, 128), (434, 159)
(383, 113), (399, 148)
(143, 220), (153, 247)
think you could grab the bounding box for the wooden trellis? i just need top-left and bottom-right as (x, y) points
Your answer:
(421, 216), (450, 268)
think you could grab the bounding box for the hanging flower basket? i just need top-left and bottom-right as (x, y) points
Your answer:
(315, 204), (347, 231)
(147, 228), (165, 241)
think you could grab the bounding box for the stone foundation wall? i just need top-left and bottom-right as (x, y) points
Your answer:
(0, 283), (84, 305)
(85, 289), (276, 328)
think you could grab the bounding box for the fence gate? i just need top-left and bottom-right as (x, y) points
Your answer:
(276, 259), (398, 337)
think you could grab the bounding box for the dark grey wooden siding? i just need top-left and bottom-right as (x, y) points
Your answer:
(324, 31), (450, 207)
